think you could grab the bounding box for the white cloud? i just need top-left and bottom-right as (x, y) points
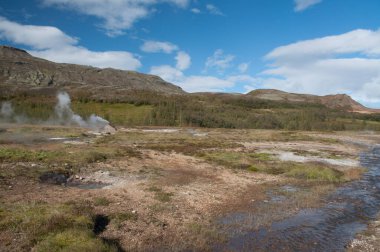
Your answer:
(181, 76), (234, 92)
(262, 28), (380, 104)
(191, 8), (201, 14)
(238, 63), (249, 73)
(0, 17), (77, 49)
(150, 53), (257, 92)
(150, 65), (235, 92)
(31, 47), (141, 70)
(0, 17), (141, 70)
(140, 40), (178, 54)
(206, 4), (224, 16)
(205, 49), (235, 73)
(150, 65), (184, 81)
(294, 0), (322, 12)
(149, 49), (255, 92)
(42, 0), (190, 36)
(175, 51), (191, 70)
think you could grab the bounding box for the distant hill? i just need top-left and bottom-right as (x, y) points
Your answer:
(248, 89), (380, 114)
(0, 46), (185, 99)
(0, 45), (379, 115)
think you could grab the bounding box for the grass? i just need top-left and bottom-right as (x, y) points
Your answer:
(93, 197), (112, 206)
(33, 229), (115, 252)
(0, 147), (57, 162)
(85, 152), (108, 163)
(284, 163), (344, 182)
(0, 201), (116, 251)
(111, 212), (138, 229)
(201, 151), (275, 170)
(148, 186), (174, 203)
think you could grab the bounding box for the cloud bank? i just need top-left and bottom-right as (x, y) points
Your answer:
(257, 29), (380, 105)
(0, 17), (141, 70)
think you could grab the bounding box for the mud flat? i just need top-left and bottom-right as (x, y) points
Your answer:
(0, 125), (379, 251)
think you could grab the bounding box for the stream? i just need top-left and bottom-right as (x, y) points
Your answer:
(216, 145), (380, 251)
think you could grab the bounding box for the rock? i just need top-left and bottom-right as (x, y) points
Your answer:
(132, 210), (137, 214)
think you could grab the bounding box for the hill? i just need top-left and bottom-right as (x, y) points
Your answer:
(0, 46), (184, 99)
(248, 89), (380, 114)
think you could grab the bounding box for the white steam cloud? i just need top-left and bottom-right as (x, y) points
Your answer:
(1, 102), (13, 118)
(54, 91), (110, 130)
(0, 92), (110, 131)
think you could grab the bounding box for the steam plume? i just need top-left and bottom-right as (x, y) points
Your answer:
(54, 91), (110, 130)
(0, 92), (110, 131)
(1, 102), (14, 118)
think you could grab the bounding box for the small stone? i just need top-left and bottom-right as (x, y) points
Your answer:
(75, 175), (80, 179)
(132, 210), (137, 214)
(31, 163), (37, 167)
(80, 177), (85, 180)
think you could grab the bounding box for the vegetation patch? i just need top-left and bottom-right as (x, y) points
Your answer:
(111, 212), (138, 229)
(94, 197), (112, 206)
(148, 186), (174, 203)
(201, 151), (275, 170)
(0, 201), (116, 251)
(284, 163), (344, 182)
(0, 147), (56, 162)
(33, 229), (115, 252)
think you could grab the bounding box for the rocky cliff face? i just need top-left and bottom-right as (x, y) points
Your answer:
(0, 46), (185, 98)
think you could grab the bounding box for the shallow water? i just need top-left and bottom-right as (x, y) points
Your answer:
(216, 146), (380, 251)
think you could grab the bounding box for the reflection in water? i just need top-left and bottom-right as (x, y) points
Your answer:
(216, 146), (380, 252)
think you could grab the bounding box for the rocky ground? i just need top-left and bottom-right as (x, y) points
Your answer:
(0, 124), (379, 251)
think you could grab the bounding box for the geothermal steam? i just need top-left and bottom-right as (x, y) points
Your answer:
(0, 92), (110, 131)
(54, 92), (109, 130)
(1, 102), (13, 118)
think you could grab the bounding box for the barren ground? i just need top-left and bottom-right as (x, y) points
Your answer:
(0, 125), (379, 251)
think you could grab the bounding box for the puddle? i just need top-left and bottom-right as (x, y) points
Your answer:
(216, 146), (380, 251)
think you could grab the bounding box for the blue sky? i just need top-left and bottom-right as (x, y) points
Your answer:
(0, 0), (380, 107)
